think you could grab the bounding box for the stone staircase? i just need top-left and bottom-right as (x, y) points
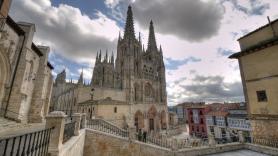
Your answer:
(86, 118), (129, 138)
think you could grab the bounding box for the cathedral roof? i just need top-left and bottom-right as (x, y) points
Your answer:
(79, 97), (128, 106)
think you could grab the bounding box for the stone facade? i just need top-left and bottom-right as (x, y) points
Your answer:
(229, 18), (278, 144)
(0, 16), (53, 123)
(52, 6), (169, 132)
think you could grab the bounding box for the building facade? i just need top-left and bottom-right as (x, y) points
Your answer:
(0, 13), (54, 122)
(205, 103), (251, 143)
(52, 6), (169, 132)
(227, 108), (252, 142)
(229, 18), (278, 144)
(187, 104), (207, 138)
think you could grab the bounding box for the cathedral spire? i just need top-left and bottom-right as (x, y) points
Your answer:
(139, 32), (141, 43)
(99, 50), (102, 62)
(124, 5), (135, 40)
(147, 20), (157, 52)
(118, 31), (122, 43)
(78, 68), (84, 85)
(104, 50), (108, 63)
(96, 52), (99, 62)
(111, 51), (114, 64)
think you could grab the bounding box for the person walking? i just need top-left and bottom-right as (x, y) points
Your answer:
(138, 129), (142, 141)
(143, 131), (147, 142)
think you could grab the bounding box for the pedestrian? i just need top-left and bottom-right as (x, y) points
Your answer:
(138, 129), (142, 141)
(143, 131), (147, 142)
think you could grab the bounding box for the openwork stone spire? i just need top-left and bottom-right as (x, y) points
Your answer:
(147, 20), (157, 52)
(124, 5), (135, 40)
(78, 68), (84, 84)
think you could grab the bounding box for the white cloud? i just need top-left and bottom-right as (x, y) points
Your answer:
(10, 0), (121, 64)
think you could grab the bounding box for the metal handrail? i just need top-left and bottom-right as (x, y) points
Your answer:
(0, 127), (53, 156)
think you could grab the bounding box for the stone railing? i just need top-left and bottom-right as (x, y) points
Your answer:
(252, 137), (278, 148)
(45, 111), (84, 156)
(86, 118), (129, 138)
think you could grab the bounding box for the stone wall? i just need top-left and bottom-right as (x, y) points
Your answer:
(61, 129), (85, 156)
(175, 143), (243, 156)
(84, 129), (173, 156)
(244, 143), (278, 156)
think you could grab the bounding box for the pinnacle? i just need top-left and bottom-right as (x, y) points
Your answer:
(147, 20), (157, 52)
(124, 5), (135, 40)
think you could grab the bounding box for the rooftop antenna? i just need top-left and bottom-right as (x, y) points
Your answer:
(267, 16), (276, 37)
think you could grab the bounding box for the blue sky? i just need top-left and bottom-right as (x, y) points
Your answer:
(10, 0), (278, 105)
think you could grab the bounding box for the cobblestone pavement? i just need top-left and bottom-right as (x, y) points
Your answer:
(207, 149), (270, 156)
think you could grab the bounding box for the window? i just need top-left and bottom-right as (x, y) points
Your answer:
(256, 90), (267, 102)
(114, 107), (117, 113)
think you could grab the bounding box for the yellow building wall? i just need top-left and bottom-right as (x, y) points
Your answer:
(240, 45), (278, 115)
(246, 78), (278, 115)
(240, 45), (278, 80)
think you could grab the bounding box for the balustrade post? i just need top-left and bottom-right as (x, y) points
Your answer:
(45, 111), (67, 156)
(81, 113), (87, 129)
(171, 138), (178, 151)
(72, 113), (82, 136)
(128, 126), (136, 141)
(238, 131), (245, 143)
(208, 134), (216, 146)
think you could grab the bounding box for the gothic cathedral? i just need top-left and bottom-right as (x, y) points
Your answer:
(52, 6), (169, 132)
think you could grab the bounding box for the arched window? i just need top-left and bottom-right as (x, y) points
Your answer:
(144, 83), (153, 97)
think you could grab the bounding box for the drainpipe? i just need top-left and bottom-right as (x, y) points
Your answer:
(4, 33), (26, 118)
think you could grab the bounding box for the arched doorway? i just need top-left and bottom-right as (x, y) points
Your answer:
(161, 110), (167, 130)
(0, 51), (10, 109)
(148, 106), (157, 131)
(134, 110), (144, 132)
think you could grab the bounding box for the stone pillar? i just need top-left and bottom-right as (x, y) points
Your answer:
(81, 113), (87, 129)
(128, 126), (136, 141)
(72, 113), (81, 136)
(172, 138), (178, 151)
(226, 129), (232, 142)
(208, 134), (216, 146)
(144, 118), (149, 132)
(45, 111), (67, 156)
(238, 131), (245, 143)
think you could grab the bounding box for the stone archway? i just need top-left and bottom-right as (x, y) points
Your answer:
(134, 110), (144, 132)
(161, 110), (167, 130)
(148, 106), (157, 131)
(0, 51), (10, 110)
